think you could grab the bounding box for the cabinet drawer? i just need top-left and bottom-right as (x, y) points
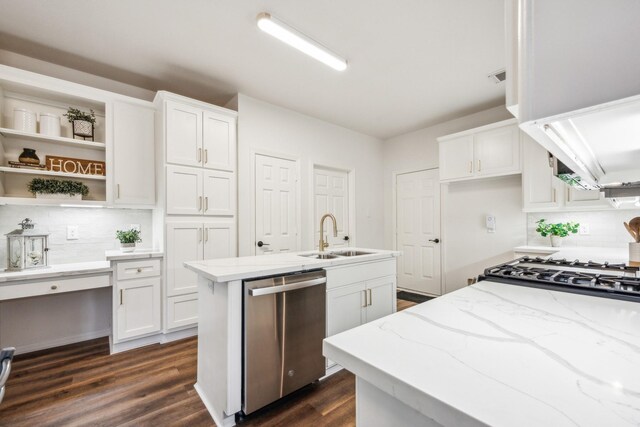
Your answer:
(325, 259), (396, 290)
(116, 259), (161, 280)
(166, 293), (198, 330)
(0, 274), (110, 301)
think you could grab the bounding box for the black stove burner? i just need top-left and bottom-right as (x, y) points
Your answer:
(480, 256), (640, 302)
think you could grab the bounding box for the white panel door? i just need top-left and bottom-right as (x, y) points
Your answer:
(116, 277), (161, 341)
(314, 167), (349, 249)
(165, 101), (202, 167)
(166, 222), (203, 296)
(112, 102), (156, 206)
(522, 136), (564, 211)
(396, 169), (441, 296)
(365, 276), (396, 322)
(166, 165), (203, 215)
(439, 135), (474, 181)
(204, 222), (236, 259)
(202, 110), (236, 171)
(254, 154), (298, 254)
(203, 170), (235, 216)
(474, 125), (521, 176)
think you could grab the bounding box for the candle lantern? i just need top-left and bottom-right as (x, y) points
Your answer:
(5, 218), (49, 271)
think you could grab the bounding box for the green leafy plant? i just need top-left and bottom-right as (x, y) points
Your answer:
(115, 228), (142, 244)
(63, 107), (96, 124)
(27, 178), (89, 196)
(536, 219), (579, 237)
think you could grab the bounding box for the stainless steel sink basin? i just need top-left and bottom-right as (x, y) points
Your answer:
(301, 253), (340, 259)
(333, 250), (373, 257)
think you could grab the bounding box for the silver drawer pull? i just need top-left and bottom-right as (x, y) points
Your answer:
(249, 278), (326, 296)
(51, 285), (58, 290)
(137, 268), (143, 273)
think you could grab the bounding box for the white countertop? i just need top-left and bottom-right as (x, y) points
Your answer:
(105, 249), (164, 261)
(324, 280), (640, 427)
(515, 245), (630, 264)
(0, 261), (112, 282)
(184, 248), (400, 282)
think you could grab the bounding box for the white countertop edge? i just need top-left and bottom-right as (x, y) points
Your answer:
(105, 249), (164, 261)
(0, 261), (112, 282)
(184, 248), (400, 283)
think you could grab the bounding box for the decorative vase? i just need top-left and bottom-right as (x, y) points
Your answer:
(72, 120), (94, 140)
(39, 113), (61, 137)
(120, 242), (136, 253)
(18, 148), (40, 165)
(630, 242), (640, 263)
(13, 108), (37, 133)
(550, 235), (563, 247)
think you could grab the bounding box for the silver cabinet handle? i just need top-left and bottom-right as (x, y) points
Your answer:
(116, 184), (120, 199)
(478, 159), (481, 172)
(120, 289), (124, 305)
(51, 285), (58, 290)
(469, 161), (473, 174)
(205, 197), (209, 212)
(368, 289), (372, 306)
(204, 149), (208, 164)
(137, 268), (142, 273)
(199, 228), (203, 243)
(362, 290), (367, 308)
(553, 188), (557, 203)
(198, 196), (203, 212)
(249, 278), (326, 296)
(197, 147), (202, 163)
(205, 228), (209, 242)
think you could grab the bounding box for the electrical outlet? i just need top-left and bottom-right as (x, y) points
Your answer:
(67, 225), (79, 240)
(579, 224), (590, 235)
(129, 224), (141, 232)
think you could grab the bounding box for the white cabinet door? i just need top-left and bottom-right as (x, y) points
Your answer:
(566, 186), (608, 209)
(166, 165), (203, 215)
(326, 281), (366, 338)
(203, 170), (235, 216)
(203, 110), (236, 171)
(166, 293), (198, 330)
(116, 277), (161, 341)
(166, 101), (202, 167)
(166, 222), (203, 296)
(474, 125), (521, 176)
(204, 222), (235, 259)
(522, 136), (564, 211)
(365, 276), (396, 323)
(112, 102), (156, 206)
(439, 135), (474, 181)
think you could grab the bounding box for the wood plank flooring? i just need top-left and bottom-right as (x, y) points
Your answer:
(0, 297), (418, 427)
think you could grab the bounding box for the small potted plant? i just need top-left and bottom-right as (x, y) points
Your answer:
(63, 107), (96, 141)
(116, 228), (142, 253)
(27, 178), (89, 200)
(536, 219), (579, 247)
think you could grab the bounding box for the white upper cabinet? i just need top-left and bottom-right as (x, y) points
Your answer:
(203, 170), (235, 216)
(166, 165), (203, 215)
(203, 111), (236, 171)
(166, 101), (202, 167)
(439, 120), (521, 183)
(112, 102), (156, 206)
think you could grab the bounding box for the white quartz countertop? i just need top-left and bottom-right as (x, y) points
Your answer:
(0, 261), (112, 282)
(184, 248), (400, 282)
(105, 249), (164, 261)
(515, 245), (630, 264)
(324, 280), (640, 427)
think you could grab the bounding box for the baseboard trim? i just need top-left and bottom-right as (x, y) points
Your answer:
(160, 326), (197, 344)
(194, 383), (236, 427)
(13, 328), (111, 355)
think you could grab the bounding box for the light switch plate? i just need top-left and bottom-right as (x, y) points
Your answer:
(486, 215), (496, 233)
(67, 225), (79, 240)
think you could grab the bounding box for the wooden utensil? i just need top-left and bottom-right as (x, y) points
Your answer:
(630, 217), (640, 243)
(624, 222), (638, 242)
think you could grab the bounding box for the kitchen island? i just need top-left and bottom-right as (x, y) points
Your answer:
(184, 248), (399, 427)
(323, 279), (640, 426)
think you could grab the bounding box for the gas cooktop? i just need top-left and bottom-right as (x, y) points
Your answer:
(479, 256), (640, 302)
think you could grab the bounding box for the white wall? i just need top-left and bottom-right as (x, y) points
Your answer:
(527, 209), (640, 248)
(382, 105), (525, 293)
(237, 94), (384, 256)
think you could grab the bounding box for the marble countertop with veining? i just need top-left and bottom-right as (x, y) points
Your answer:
(184, 248), (400, 283)
(324, 280), (640, 426)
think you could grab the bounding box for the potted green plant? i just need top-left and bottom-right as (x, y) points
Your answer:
(27, 178), (89, 200)
(63, 107), (96, 141)
(535, 219), (579, 247)
(116, 228), (142, 253)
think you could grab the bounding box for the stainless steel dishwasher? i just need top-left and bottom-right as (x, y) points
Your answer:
(243, 270), (326, 415)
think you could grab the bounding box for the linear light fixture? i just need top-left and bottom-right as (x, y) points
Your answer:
(256, 12), (348, 71)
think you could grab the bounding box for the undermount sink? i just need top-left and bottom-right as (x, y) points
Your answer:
(333, 250), (373, 257)
(301, 253), (340, 260)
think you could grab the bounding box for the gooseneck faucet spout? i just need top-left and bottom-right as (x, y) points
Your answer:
(319, 213), (338, 252)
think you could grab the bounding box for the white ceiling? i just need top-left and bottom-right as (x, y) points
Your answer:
(0, 0), (506, 139)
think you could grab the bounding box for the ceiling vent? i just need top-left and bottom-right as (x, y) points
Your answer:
(488, 69), (506, 84)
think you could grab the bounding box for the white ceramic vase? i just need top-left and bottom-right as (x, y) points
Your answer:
(629, 242), (640, 263)
(550, 235), (563, 247)
(120, 243), (136, 253)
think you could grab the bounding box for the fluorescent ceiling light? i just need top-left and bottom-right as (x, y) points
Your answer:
(257, 12), (348, 71)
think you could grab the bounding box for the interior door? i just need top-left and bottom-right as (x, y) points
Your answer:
(254, 154), (298, 254)
(165, 101), (202, 167)
(395, 169), (442, 296)
(166, 222), (203, 296)
(314, 166), (349, 248)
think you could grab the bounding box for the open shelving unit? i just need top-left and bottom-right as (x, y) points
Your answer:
(0, 127), (106, 151)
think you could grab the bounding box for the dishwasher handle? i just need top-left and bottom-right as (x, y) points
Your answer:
(248, 277), (326, 296)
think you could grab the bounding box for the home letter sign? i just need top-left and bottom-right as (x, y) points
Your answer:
(46, 155), (106, 176)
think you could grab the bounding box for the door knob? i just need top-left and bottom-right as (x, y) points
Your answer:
(429, 238), (440, 244)
(257, 241), (270, 247)
(343, 236), (349, 241)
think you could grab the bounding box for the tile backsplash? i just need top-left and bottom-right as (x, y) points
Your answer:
(0, 206), (153, 268)
(527, 210), (640, 248)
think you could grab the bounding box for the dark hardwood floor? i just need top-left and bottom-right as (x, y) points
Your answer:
(0, 297), (418, 427)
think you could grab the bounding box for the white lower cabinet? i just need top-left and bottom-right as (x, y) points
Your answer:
(115, 276), (161, 341)
(327, 282), (367, 338)
(166, 293), (199, 330)
(365, 276), (396, 323)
